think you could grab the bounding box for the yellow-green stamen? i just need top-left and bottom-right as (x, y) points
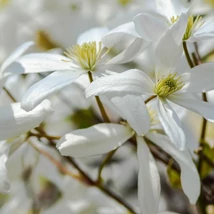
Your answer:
(118, 0), (132, 7)
(183, 15), (204, 40)
(64, 41), (107, 71)
(155, 73), (184, 97)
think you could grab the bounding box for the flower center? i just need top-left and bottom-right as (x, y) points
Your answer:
(204, 0), (214, 8)
(0, 0), (9, 8)
(64, 41), (105, 71)
(183, 16), (204, 40)
(118, 0), (132, 6)
(155, 73), (184, 97)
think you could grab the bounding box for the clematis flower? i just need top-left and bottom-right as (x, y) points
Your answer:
(86, 32), (214, 150)
(56, 114), (200, 213)
(7, 27), (144, 112)
(0, 100), (53, 141)
(133, 0), (214, 44)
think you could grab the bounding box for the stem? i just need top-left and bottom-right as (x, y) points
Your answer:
(30, 132), (60, 140)
(29, 141), (81, 181)
(97, 149), (118, 183)
(64, 156), (137, 213)
(198, 93), (208, 174)
(35, 130), (136, 214)
(183, 42), (194, 68)
(88, 72), (110, 123)
(3, 87), (16, 102)
(145, 95), (157, 104)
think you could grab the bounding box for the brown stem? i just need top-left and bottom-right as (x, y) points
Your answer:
(145, 95), (157, 104)
(29, 141), (81, 181)
(34, 129), (136, 214)
(3, 87), (16, 102)
(88, 72), (110, 123)
(183, 42), (194, 68)
(97, 149), (118, 183)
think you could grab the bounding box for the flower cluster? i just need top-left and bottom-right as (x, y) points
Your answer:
(1, 0), (214, 213)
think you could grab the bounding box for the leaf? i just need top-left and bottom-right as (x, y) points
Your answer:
(201, 143), (214, 178)
(167, 159), (181, 188)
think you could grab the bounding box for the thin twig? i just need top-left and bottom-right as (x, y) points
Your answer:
(97, 149), (118, 183)
(88, 72), (111, 123)
(183, 42), (194, 68)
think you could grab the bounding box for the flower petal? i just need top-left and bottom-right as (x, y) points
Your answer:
(137, 136), (160, 214)
(134, 13), (168, 42)
(155, 30), (183, 68)
(0, 154), (10, 194)
(170, 12), (188, 45)
(77, 27), (109, 44)
(57, 123), (133, 157)
(102, 22), (140, 47)
(21, 70), (85, 111)
(188, 20), (214, 42)
(147, 132), (200, 204)
(157, 98), (186, 150)
(0, 100), (53, 141)
(107, 94), (151, 135)
(1, 41), (34, 73)
(107, 38), (148, 64)
(6, 53), (73, 75)
(85, 69), (155, 97)
(169, 94), (214, 120)
(186, 62), (214, 92)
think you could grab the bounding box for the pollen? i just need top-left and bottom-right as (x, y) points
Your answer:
(183, 15), (204, 40)
(64, 41), (105, 71)
(155, 73), (184, 97)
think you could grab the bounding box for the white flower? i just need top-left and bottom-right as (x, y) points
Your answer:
(134, 0), (214, 43)
(0, 100), (53, 141)
(86, 32), (214, 150)
(8, 27), (143, 111)
(0, 152), (10, 194)
(56, 121), (200, 213)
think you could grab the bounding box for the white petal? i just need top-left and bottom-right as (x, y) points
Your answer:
(147, 132), (200, 204)
(134, 13), (168, 42)
(86, 69), (155, 97)
(107, 94), (151, 135)
(107, 38), (148, 64)
(77, 27), (109, 44)
(21, 70), (85, 111)
(155, 30), (183, 68)
(169, 94), (214, 120)
(57, 124), (133, 157)
(102, 22), (140, 47)
(187, 62), (214, 92)
(137, 136), (160, 214)
(170, 12), (188, 45)
(159, 212), (181, 214)
(1, 41), (34, 73)
(157, 98), (186, 150)
(188, 20), (214, 42)
(150, 0), (187, 19)
(0, 100), (53, 141)
(6, 53), (73, 75)
(0, 154), (10, 194)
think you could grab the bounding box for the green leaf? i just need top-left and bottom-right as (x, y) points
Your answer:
(201, 143), (214, 178)
(167, 160), (181, 188)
